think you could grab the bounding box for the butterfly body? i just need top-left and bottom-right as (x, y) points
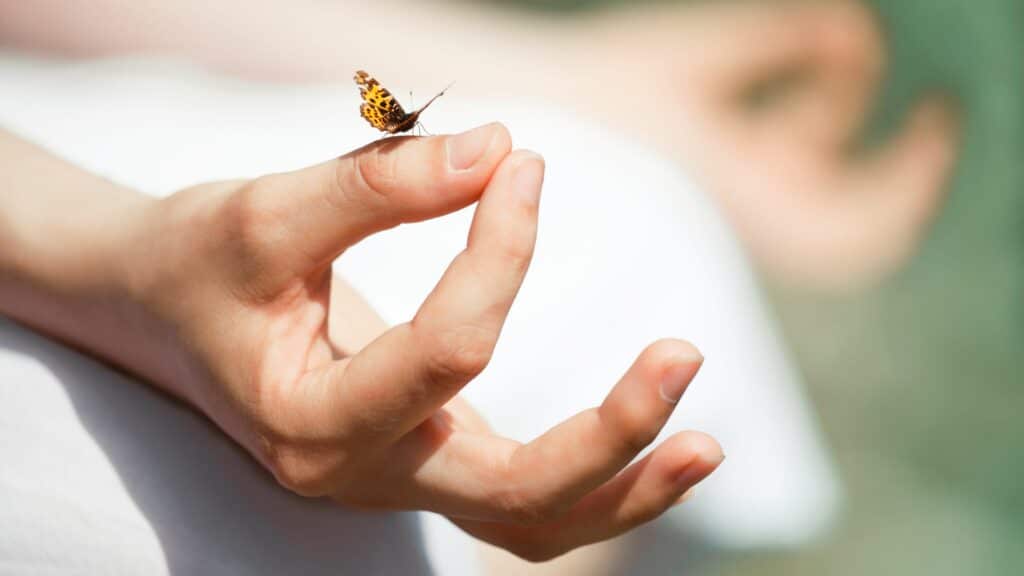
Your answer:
(354, 70), (450, 134)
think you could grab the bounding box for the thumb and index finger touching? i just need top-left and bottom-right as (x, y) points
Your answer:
(270, 123), (549, 441)
(258, 122), (514, 271)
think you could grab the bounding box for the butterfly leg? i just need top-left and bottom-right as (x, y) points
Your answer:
(410, 91), (421, 136)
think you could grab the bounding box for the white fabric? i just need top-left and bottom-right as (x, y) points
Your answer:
(0, 55), (839, 575)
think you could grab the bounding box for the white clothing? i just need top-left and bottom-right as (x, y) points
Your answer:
(0, 56), (838, 575)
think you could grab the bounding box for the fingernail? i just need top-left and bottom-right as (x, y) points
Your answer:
(512, 154), (544, 206)
(658, 353), (703, 405)
(447, 124), (496, 171)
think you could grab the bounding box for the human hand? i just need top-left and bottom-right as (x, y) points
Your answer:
(1, 0), (960, 290)
(575, 0), (960, 290)
(109, 124), (722, 560)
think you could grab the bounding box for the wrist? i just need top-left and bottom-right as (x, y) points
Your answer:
(0, 176), (166, 387)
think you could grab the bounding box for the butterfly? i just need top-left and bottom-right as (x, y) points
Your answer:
(354, 70), (452, 134)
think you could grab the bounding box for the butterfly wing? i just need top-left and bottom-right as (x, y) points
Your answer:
(354, 70), (412, 133)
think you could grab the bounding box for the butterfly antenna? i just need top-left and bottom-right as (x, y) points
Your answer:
(415, 81), (456, 114)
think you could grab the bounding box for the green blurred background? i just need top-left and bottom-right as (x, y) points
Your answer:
(752, 1), (1023, 574)
(508, 0), (1022, 573)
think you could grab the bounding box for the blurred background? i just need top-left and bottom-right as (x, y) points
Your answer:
(682, 0), (1022, 574)
(748, 1), (1024, 574)
(2, 0), (1020, 574)
(468, 0), (1024, 573)
(477, 1), (1024, 572)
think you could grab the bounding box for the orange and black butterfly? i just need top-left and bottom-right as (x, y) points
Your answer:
(354, 70), (452, 134)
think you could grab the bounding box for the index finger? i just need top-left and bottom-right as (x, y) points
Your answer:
(290, 150), (545, 443)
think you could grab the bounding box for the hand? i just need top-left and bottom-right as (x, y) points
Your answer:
(108, 124), (723, 560)
(1, 0), (960, 292)
(575, 0), (961, 290)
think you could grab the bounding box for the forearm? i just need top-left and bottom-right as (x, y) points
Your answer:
(0, 0), (588, 97)
(0, 130), (176, 395)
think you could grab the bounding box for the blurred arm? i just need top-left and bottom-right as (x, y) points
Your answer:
(0, 0), (579, 95)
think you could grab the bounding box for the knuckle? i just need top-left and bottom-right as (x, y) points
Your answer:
(607, 402), (660, 453)
(496, 487), (563, 526)
(498, 237), (535, 274)
(267, 450), (333, 497)
(622, 417), (661, 453)
(257, 433), (338, 498)
(224, 179), (290, 261)
(345, 145), (398, 204)
(423, 324), (496, 383)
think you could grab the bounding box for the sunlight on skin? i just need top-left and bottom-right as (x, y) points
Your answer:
(0, 0), (960, 290)
(0, 2), (960, 573)
(0, 126), (723, 567)
(566, 1), (961, 291)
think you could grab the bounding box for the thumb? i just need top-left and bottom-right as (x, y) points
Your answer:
(246, 122), (511, 270)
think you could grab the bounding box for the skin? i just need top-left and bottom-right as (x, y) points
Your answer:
(0, 124), (724, 562)
(574, 1), (962, 291)
(0, 0), (961, 290)
(0, 0), (960, 571)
